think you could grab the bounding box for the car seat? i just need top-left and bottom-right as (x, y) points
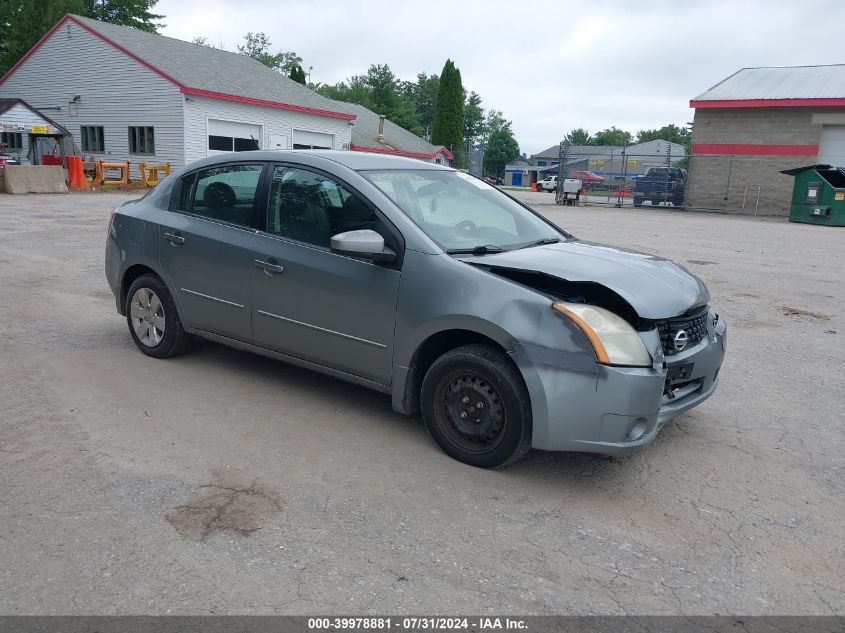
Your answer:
(274, 180), (331, 246)
(335, 194), (375, 233)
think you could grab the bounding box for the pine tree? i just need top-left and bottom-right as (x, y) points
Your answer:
(430, 59), (464, 155)
(289, 64), (306, 85)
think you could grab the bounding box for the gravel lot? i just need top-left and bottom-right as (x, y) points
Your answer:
(0, 190), (843, 615)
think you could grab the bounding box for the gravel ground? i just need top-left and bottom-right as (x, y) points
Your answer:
(0, 191), (843, 615)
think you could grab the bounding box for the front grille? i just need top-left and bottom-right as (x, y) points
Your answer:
(656, 306), (708, 355)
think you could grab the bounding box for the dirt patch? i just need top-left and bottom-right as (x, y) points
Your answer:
(779, 306), (831, 321)
(165, 477), (281, 541)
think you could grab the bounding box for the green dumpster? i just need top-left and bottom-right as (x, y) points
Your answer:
(782, 164), (845, 226)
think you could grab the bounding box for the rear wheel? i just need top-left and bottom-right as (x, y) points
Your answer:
(421, 344), (531, 468)
(125, 274), (192, 358)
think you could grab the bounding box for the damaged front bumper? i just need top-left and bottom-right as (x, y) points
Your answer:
(516, 315), (727, 456)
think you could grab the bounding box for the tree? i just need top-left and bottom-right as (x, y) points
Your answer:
(635, 124), (691, 148)
(482, 110), (519, 177)
(479, 109), (508, 146)
(289, 64), (306, 85)
(0, 0), (163, 76)
(484, 127), (520, 178)
(237, 32), (302, 75)
(316, 64), (422, 136)
(463, 91), (484, 146)
(563, 128), (592, 146)
(430, 59), (464, 155)
(409, 72), (439, 139)
(81, 0), (162, 31)
(592, 126), (633, 146)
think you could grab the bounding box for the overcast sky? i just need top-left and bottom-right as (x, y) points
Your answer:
(157, 0), (845, 155)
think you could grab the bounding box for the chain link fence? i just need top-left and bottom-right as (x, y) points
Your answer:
(543, 143), (797, 216)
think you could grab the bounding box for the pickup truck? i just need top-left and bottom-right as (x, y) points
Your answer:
(633, 167), (687, 207)
(536, 175), (558, 192)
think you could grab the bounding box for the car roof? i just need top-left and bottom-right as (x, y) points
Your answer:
(182, 150), (455, 173)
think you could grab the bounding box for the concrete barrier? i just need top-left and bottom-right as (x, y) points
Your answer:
(3, 165), (68, 194)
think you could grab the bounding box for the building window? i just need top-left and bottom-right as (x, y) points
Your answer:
(292, 143), (331, 150)
(208, 135), (260, 152)
(128, 126), (155, 154)
(1, 132), (23, 150)
(80, 126), (105, 152)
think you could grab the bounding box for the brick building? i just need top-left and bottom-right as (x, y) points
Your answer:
(688, 65), (845, 215)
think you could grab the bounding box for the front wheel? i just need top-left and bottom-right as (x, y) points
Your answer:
(421, 344), (531, 468)
(125, 274), (192, 358)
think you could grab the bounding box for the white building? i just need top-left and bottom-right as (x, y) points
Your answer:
(0, 14), (359, 176)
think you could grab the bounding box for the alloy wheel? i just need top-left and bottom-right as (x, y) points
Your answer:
(129, 287), (166, 347)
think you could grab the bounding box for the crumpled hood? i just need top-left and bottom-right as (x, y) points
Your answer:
(467, 240), (709, 319)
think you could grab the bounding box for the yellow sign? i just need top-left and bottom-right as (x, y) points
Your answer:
(628, 160), (638, 166)
(31, 125), (47, 134)
(836, 192), (845, 201)
(590, 160), (605, 166)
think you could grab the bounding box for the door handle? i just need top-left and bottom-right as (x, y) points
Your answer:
(163, 232), (185, 245)
(254, 259), (284, 274)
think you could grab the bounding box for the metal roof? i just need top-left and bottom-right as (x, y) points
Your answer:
(531, 140), (686, 160)
(692, 65), (845, 106)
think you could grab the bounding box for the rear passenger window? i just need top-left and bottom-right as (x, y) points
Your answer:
(178, 164), (263, 227)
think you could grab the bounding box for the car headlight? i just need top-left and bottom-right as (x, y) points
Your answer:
(552, 301), (652, 367)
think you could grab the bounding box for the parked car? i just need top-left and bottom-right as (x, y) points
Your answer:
(571, 170), (604, 185)
(536, 175), (558, 192)
(633, 167), (687, 207)
(105, 151), (727, 468)
(0, 153), (20, 169)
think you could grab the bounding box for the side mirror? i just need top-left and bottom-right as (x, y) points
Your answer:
(330, 229), (396, 263)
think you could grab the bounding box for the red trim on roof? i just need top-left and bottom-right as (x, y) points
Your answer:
(1, 14), (356, 122)
(182, 87), (355, 120)
(691, 143), (819, 156)
(691, 98), (845, 109)
(350, 143), (454, 160)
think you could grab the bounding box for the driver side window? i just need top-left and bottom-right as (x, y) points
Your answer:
(266, 166), (387, 248)
(177, 163), (263, 227)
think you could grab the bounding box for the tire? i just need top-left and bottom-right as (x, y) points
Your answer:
(633, 196), (643, 208)
(125, 273), (192, 358)
(421, 344), (531, 468)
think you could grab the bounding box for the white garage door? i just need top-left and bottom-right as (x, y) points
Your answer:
(819, 126), (845, 168)
(293, 129), (334, 149)
(207, 119), (262, 155)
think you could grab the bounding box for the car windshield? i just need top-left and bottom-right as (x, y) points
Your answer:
(363, 169), (567, 253)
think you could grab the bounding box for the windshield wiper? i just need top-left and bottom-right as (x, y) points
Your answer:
(446, 244), (507, 255)
(518, 237), (562, 249)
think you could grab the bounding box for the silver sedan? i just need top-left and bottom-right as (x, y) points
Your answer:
(105, 151), (726, 468)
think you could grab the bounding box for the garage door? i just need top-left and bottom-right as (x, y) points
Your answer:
(292, 130), (334, 150)
(819, 126), (845, 168)
(207, 119), (262, 156)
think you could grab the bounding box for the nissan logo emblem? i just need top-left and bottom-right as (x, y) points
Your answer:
(673, 329), (689, 352)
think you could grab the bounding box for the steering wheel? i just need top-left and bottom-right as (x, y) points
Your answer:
(453, 219), (476, 233)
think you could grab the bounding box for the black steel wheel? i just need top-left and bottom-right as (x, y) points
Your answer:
(421, 344), (531, 468)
